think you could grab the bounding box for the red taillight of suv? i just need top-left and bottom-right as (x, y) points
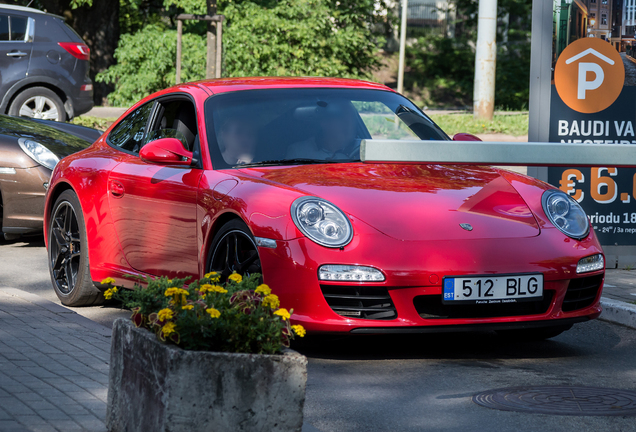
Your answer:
(58, 42), (90, 61)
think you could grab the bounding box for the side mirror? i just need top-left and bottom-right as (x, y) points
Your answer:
(139, 138), (193, 166)
(452, 133), (482, 142)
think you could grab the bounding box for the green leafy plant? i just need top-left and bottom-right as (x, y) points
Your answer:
(96, 24), (206, 107)
(102, 272), (305, 354)
(96, 0), (386, 106)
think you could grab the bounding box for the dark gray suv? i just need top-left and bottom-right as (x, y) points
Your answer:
(0, 4), (93, 122)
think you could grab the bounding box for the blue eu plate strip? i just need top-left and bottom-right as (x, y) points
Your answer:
(443, 278), (455, 301)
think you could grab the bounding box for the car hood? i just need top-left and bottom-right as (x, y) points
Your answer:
(239, 163), (541, 241)
(0, 115), (93, 159)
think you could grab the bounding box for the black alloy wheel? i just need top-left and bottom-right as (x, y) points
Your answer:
(48, 190), (103, 306)
(207, 219), (262, 283)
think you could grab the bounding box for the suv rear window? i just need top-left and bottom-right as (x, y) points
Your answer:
(0, 14), (28, 41)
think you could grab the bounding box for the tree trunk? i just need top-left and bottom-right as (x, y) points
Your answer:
(39, 0), (120, 106)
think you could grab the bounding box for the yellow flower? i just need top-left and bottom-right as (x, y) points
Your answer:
(101, 277), (116, 285)
(262, 294), (280, 310)
(162, 321), (176, 337)
(209, 285), (228, 294)
(103, 287), (118, 300)
(228, 273), (242, 283)
(204, 271), (221, 283)
(291, 325), (306, 337)
(164, 287), (188, 297)
(157, 308), (173, 321)
(255, 284), (271, 296)
(182, 305), (194, 310)
(206, 308), (221, 318)
(273, 308), (290, 321)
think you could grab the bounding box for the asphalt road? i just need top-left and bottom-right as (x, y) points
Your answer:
(1, 236), (636, 431)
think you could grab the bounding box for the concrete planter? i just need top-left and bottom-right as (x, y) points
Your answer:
(106, 318), (307, 432)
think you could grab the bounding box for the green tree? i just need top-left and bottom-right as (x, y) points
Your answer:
(95, 0), (386, 106)
(405, 0), (532, 110)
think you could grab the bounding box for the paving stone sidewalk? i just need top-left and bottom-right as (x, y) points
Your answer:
(0, 289), (110, 432)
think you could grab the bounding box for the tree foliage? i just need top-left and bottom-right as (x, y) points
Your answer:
(95, 0), (386, 106)
(405, 0), (532, 110)
(222, 0), (383, 78)
(96, 24), (206, 107)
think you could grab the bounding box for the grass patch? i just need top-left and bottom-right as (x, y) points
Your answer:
(428, 113), (529, 137)
(71, 116), (118, 132)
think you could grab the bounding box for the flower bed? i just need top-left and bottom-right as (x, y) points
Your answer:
(103, 272), (305, 354)
(104, 273), (308, 432)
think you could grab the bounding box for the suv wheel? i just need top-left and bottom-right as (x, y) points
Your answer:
(9, 87), (66, 122)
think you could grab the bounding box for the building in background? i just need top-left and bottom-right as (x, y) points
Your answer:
(587, 0), (612, 40)
(618, 0), (635, 52)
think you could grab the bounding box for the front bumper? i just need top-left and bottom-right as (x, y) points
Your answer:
(259, 227), (604, 334)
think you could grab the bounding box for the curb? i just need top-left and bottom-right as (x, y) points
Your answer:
(0, 288), (112, 337)
(600, 297), (636, 330)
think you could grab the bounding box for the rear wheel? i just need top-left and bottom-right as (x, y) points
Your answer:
(496, 324), (572, 341)
(206, 219), (262, 283)
(48, 190), (103, 306)
(9, 87), (66, 122)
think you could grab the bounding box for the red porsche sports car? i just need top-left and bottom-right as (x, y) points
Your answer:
(43, 77), (605, 338)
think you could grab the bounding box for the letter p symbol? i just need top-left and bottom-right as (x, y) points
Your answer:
(578, 62), (604, 100)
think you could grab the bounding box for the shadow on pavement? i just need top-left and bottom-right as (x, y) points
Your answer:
(293, 320), (622, 361)
(0, 234), (45, 247)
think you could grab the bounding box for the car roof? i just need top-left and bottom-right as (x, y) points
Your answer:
(193, 77), (394, 94)
(0, 4), (46, 14)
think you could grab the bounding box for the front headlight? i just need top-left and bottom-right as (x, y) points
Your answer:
(291, 196), (353, 248)
(18, 138), (59, 170)
(542, 190), (590, 240)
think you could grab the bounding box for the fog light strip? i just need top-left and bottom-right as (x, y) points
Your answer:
(576, 254), (604, 274)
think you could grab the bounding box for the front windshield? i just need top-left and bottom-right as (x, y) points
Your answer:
(204, 88), (449, 169)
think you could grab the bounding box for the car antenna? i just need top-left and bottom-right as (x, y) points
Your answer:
(26, 0), (34, 6)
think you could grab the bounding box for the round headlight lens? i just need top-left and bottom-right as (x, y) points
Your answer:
(291, 197), (353, 248)
(18, 138), (59, 170)
(542, 190), (590, 239)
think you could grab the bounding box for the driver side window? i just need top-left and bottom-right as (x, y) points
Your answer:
(108, 103), (154, 153)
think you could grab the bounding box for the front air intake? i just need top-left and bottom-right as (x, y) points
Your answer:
(320, 285), (397, 320)
(562, 275), (603, 312)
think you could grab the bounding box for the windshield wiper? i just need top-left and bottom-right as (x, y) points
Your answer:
(236, 158), (346, 168)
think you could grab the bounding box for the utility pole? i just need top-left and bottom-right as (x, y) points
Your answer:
(473, 0), (498, 120)
(206, 0), (217, 79)
(397, 0), (408, 95)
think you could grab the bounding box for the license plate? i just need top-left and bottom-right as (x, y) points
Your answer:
(442, 274), (543, 304)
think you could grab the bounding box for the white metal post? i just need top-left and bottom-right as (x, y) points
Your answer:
(473, 0), (498, 120)
(397, 0), (408, 95)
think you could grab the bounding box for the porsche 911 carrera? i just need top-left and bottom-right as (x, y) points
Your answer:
(43, 77), (605, 339)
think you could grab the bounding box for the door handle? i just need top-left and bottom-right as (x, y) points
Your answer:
(6, 51), (28, 58)
(109, 180), (125, 198)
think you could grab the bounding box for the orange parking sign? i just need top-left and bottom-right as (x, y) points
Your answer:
(554, 38), (625, 114)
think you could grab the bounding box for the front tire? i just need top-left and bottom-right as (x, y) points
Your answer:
(48, 190), (103, 306)
(9, 87), (66, 122)
(206, 219), (262, 283)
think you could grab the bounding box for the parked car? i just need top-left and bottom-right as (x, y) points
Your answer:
(0, 4), (93, 122)
(43, 77), (604, 340)
(0, 114), (100, 240)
